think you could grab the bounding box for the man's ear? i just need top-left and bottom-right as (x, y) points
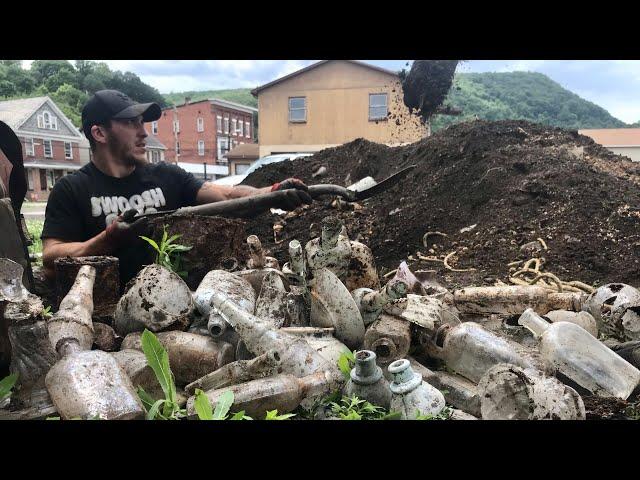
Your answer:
(91, 125), (108, 145)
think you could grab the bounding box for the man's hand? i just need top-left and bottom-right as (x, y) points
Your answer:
(270, 178), (313, 210)
(104, 209), (149, 248)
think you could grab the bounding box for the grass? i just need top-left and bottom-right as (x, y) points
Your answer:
(25, 218), (44, 258)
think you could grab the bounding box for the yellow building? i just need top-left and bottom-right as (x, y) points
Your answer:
(252, 60), (428, 157)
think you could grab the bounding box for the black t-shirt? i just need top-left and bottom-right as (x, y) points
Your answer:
(42, 161), (204, 285)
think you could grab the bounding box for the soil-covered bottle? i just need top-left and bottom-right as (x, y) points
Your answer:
(305, 216), (352, 282)
(352, 279), (408, 326)
(519, 308), (640, 399)
(344, 350), (392, 409)
(429, 321), (531, 383)
(388, 359), (445, 419)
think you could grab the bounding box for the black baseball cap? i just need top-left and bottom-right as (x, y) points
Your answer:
(81, 89), (161, 137)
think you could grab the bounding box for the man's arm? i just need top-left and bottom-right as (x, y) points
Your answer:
(195, 182), (270, 204)
(42, 234), (113, 279)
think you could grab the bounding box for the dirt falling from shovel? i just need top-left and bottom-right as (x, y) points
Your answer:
(401, 60), (459, 123)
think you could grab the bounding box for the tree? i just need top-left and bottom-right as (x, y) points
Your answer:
(44, 68), (78, 93)
(30, 60), (76, 86)
(0, 80), (16, 97)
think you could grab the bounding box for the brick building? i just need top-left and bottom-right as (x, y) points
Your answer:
(155, 98), (257, 180)
(0, 97), (88, 201)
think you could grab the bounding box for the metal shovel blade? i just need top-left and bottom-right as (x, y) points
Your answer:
(310, 268), (364, 350)
(354, 164), (417, 201)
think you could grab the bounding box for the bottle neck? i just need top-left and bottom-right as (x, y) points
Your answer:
(518, 308), (550, 337)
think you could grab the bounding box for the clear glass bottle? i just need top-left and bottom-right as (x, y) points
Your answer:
(519, 308), (640, 400)
(432, 321), (530, 383)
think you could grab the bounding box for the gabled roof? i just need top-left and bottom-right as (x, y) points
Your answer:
(0, 96), (82, 138)
(145, 135), (167, 150)
(251, 60), (399, 97)
(579, 128), (640, 147)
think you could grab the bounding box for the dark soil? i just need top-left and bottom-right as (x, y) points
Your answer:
(401, 60), (459, 122)
(149, 214), (249, 290)
(582, 395), (639, 420)
(240, 120), (640, 289)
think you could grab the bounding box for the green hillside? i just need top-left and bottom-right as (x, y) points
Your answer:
(163, 89), (256, 108)
(431, 72), (628, 132)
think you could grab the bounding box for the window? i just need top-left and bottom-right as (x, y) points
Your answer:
(217, 137), (229, 161)
(25, 138), (34, 156)
(245, 121), (250, 138)
(369, 93), (388, 120)
(43, 139), (52, 158)
(198, 140), (205, 156)
(39, 169), (47, 190)
(235, 163), (250, 175)
(173, 120), (180, 133)
(175, 141), (180, 155)
(197, 117), (204, 132)
(231, 119), (237, 136)
(47, 170), (55, 189)
(39, 111), (58, 130)
(64, 142), (73, 159)
(238, 120), (243, 137)
(223, 117), (229, 134)
(27, 170), (34, 190)
(217, 116), (222, 133)
(151, 150), (160, 163)
(289, 97), (306, 122)
(152, 121), (158, 135)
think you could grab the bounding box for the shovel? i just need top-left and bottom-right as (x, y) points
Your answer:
(123, 164), (417, 224)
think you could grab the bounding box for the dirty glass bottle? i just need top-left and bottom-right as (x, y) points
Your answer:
(389, 358), (446, 419)
(352, 279), (409, 326)
(344, 350), (392, 409)
(519, 308), (640, 399)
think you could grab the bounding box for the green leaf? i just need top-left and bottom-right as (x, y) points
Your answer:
(212, 390), (234, 420)
(140, 329), (176, 404)
(230, 411), (253, 420)
(337, 350), (355, 380)
(381, 411), (402, 420)
(147, 399), (167, 420)
(0, 373), (18, 400)
(139, 235), (160, 252)
(45, 416), (61, 420)
(193, 389), (214, 420)
(137, 386), (156, 412)
(264, 410), (296, 420)
(166, 234), (182, 244)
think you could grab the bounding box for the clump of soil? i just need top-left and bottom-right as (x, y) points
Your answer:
(582, 395), (639, 420)
(149, 214), (249, 290)
(401, 60), (459, 122)
(241, 120), (640, 289)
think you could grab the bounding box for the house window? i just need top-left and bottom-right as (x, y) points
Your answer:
(217, 116), (222, 133)
(43, 139), (52, 158)
(198, 140), (205, 156)
(231, 119), (237, 136)
(289, 97), (306, 122)
(151, 150), (160, 163)
(197, 117), (204, 132)
(51, 116), (58, 130)
(25, 138), (34, 156)
(39, 111), (58, 130)
(223, 117), (229, 134)
(238, 120), (243, 137)
(47, 170), (55, 189)
(173, 120), (180, 133)
(27, 170), (34, 190)
(245, 121), (250, 138)
(37, 115), (43, 128)
(369, 93), (388, 120)
(64, 142), (73, 159)
(175, 141), (180, 155)
(217, 137), (229, 161)
(152, 121), (158, 135)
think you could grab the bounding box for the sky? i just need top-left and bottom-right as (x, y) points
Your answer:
(22, 60), (640, 123)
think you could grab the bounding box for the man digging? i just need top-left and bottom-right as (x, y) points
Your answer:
(42, 90), (311, 284)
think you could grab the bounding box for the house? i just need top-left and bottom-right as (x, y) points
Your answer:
(145, 135), (167, 164)
(225, 143), (259, 175)
(251, 60), (429, 158)
(154, 98), (258, 180)
(579, 128), (640, 162)
(0, 97), (88, 201)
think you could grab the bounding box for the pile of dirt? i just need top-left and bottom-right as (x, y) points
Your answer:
(241, 120), (640, 289)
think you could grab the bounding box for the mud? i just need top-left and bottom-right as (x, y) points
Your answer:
(149, 214), (249, 290)
(582, 395), (640, 420)
(241, 120), (640, 289)
(401, 60), (459, 122)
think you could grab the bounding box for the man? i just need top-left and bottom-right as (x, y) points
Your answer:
(42, 90), (311, 284)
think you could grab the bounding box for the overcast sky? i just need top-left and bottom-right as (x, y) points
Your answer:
(23, 60), (640, 123)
